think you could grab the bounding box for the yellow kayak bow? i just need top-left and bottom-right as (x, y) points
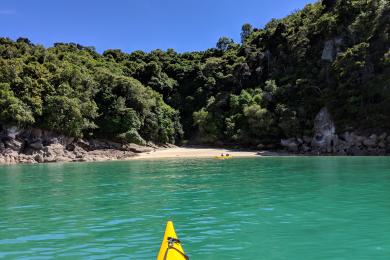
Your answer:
(157, 221), (188, 260)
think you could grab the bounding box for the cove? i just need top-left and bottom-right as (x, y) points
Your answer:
(1, 157), (390, 259)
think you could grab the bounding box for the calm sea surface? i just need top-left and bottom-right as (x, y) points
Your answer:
(1, 157), (390, 259)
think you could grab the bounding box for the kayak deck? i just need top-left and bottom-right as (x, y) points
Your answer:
(157, 221), (188, 260)
(214, 156), (233, 160)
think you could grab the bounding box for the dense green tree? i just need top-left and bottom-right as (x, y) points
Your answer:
(43, 95), (97, 137)
(216, 37), (235, 52)
(241, 23), (253, 43)
(0, 0), (388, 147)
(0, 83), (35, 126)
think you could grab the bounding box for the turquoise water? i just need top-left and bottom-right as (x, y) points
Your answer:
(1, 157), (390, 259)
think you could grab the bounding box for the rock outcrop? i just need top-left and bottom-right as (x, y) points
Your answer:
(0, 126), (160, 165)
(321, 37), (343, 62)
(281, 107), (390, 155)
(280, 138), (299, 152)
(311, 107), (338, 153)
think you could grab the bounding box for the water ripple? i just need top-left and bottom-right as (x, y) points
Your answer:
(1, 157), (390, 258)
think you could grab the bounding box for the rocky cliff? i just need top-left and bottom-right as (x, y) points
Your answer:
(281, 107), (390, 155)
(0, 126), (157, 164)
(1, 105), (389, 165)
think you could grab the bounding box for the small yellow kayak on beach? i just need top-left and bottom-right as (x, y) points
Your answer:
(214, 156), (233, 160)
(157, 221), (188, 260)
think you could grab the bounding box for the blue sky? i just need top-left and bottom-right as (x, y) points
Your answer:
(0, 0), (316, 53)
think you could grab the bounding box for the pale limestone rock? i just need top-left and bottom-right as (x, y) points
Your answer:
(379, 132), (387, 140)
(5, 126), (22, 139)
(34, 154), (44, 163)
(321, 40), (334, 61)
(4, 139), (24, 152)
(321, 37), (343, 62)
(363, 137), (377, 147)
(0, 142), (5, 152)
(281, 138), (299, 152)
(311, 107), (338, 153)
(29, 140), (43, 150)
(303, 136), (312, 144)
(122, 143), (153, 153)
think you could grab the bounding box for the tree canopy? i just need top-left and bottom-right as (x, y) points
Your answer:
(0, 0), (388, 146)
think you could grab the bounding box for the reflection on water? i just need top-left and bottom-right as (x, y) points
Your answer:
(1, 157), (390, 259)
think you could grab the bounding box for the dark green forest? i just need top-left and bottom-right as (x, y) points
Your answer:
(0, 0), (389, 147)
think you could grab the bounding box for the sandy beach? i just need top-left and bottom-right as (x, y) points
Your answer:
(132, 147), (281, 160)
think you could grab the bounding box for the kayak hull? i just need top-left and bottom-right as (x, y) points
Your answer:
(157, 221), (187, 260)
(214, 156), (233, 160)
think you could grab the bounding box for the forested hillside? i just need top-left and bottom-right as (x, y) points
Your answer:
(0, 0), (389, 147)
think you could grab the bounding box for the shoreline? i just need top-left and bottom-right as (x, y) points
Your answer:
(0, 146), (289, 165)
(1, 145), (388, 166)
(130, 147), (287, 160)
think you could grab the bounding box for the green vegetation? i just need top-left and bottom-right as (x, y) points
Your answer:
(0, 0), (389, 146)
